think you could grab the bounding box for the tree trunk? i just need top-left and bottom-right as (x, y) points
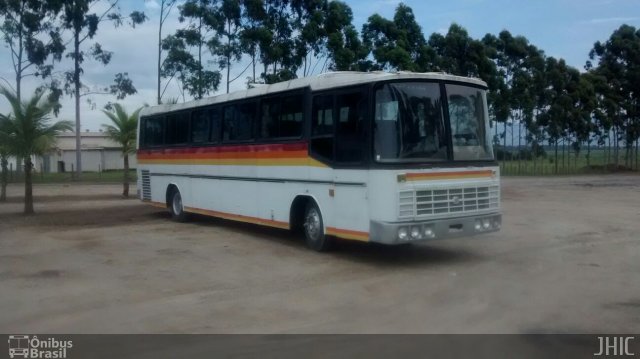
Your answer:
(157, 0), (164, 105)
(554, 140), (559, 175)
(0, 155), (7, 202)
(123, 154), (129, 197)
(74, 30), (82, 178)
(503, 121), (507, 173)
(24, 157), (33, 214)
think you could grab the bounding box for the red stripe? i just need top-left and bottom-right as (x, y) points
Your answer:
(138, 141), (309, 156)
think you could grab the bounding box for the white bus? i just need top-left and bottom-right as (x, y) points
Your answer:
(137, 72), (501, 251)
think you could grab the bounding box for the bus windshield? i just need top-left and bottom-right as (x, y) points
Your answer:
(374, 82), (494, 163)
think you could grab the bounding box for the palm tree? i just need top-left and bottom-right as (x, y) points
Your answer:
(102, 104), (143, 197)
(0, 87), (73, 214)
(0, 115), (10, 202)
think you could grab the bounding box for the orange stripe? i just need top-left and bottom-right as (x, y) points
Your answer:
(327, 227), (369, 242)
(184, 206), (290, 230)
(146, 200), (166, 208)
(144, 201), (368, 242)
(405, 170), (494, 181)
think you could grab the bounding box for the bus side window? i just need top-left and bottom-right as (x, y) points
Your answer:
(280, 95), (303, 137)
(166, 112), (189, 145)
(209, 108), (221, 143)
(335, 91), (365, 163)
(191, 110), (210, 144)
(223, 102), (255, 142)
(144, 116), (165, 147)
(310, 95), (334, 161)
(260, 98), (280, 139)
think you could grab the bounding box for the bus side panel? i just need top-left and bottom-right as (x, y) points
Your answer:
(189, 164), (258, 220)
(256, 165), (309, 229)
(147, 164), (192, 208)
(329, 169), (370, 241)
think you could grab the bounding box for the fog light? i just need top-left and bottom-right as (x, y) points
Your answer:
(475, 220), (483, 231)
(398, 227), (408, 241)
(493, 219), (501, 229)
(424, 227), (435, 238)
(482, 218), (491, 230)
(410, 226), (421, 239)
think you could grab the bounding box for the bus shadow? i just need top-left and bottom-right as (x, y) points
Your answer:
(183, 213), (479, 267)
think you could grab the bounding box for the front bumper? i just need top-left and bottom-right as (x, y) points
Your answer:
(369, 213), (502, 245)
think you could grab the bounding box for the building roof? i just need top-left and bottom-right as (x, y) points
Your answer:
(140, 71), (488, 118)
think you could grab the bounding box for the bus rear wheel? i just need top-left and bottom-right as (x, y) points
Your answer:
(169, 188), (189, 222)
(303, 202), (331, 251)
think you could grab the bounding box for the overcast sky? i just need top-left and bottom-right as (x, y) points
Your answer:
(0, 0), (639, 131)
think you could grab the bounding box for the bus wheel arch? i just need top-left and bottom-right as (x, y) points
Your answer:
(290, 195), (331, 251)
(166, 184), (188, 222)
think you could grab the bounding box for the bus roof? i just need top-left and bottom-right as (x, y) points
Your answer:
(140, 71), (487, 117)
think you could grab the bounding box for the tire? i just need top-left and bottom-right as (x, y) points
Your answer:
(303, 201), (331, 251)
(169, 188), (189, 222)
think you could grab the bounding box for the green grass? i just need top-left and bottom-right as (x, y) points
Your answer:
(7, 170), (137, 184)
(499, 149), (640, 176)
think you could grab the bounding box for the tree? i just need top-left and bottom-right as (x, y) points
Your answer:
(57, 0), (146, 178)
(588, 24), (640, 168)
(162, 0), (221, 99)
(240, 0), (269, 84)
(101, 104), (143, 198)
(212, 0), (243, 93)
(361, 3), (432, 71)
(155, 0), (178, 104)
(0, 115), (9, 202)
(0, 87), (73, 214)
(0, 0), (65, 101)
(324, 0), (370, 71)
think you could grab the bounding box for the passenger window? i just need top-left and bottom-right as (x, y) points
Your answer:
(335, 92), (365, 163)
(143, 116), (164, 147)
(260, 95), (303, 139)
(191, 110), (209, 144)
(310, 95), (334, 161)
(260, 98), (281, 138)
(223, 102), (255, 142)
(166, 112), (189, 145)
(209, 108), (221, 143)
(280, 95), (303, 137)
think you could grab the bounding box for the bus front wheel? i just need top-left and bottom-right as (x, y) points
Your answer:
(169, 188), (189, 222)
(303, 202), (331, 251)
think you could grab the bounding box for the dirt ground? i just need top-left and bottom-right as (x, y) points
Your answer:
(0, 175), (638, 334)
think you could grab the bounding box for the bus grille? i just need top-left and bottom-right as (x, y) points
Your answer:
(141, 170), (151, 201)
(399, 185), (499, 218)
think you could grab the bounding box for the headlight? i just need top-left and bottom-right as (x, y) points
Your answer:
(482, 219), (491, 230)
(424, 227), (435, 238)
(398, 227), (408, 241)
(474, 220), (482, 231)
(410, 226), (421, 239)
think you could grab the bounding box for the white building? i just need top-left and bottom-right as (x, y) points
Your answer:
(34, 131), (137, 173)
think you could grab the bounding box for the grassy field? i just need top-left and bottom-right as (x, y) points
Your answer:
(7, 170), (137, 184)
(499, 148), (640, 175)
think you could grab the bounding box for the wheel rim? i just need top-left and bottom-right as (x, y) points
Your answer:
(304, 207), (322, 241)
(172, 192), (183, 215)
